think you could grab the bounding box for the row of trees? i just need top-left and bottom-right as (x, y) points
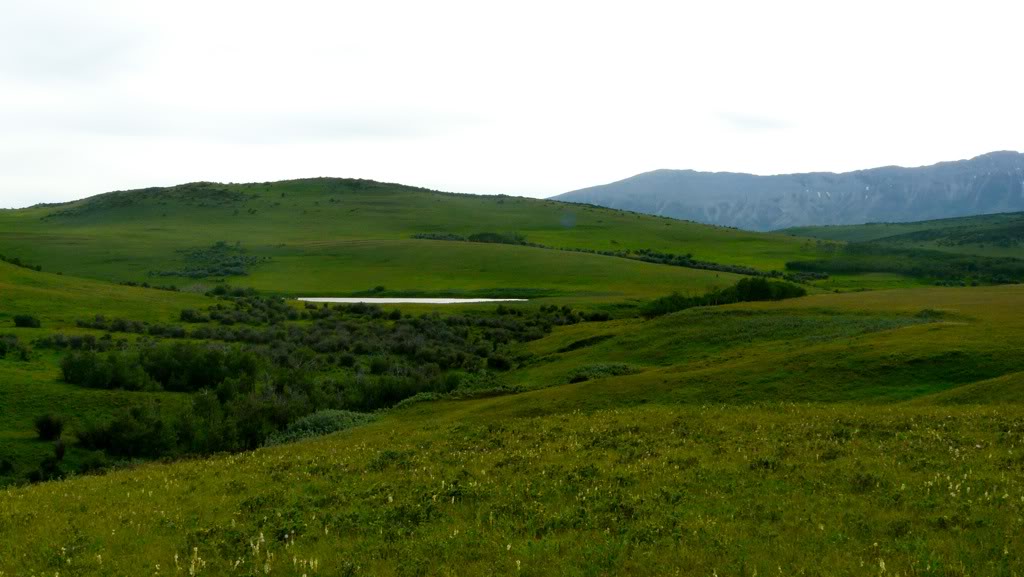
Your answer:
(642, 278), (807, 318)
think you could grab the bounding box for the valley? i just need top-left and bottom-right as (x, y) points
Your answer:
(0, 180), (1022, 576)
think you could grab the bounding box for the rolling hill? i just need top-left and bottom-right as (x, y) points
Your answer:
(782, 210), (1024, 258)
(554, 151), (1024, 231)
(3, 274), (1024, 575)
(3, 178), (1024, 575)
(0, 179), (818, 302)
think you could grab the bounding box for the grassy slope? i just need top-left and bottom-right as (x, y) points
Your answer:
(0, 179), (815, 300)
(782, 211), (1024, 258)
(3, 183), (1024, 573)
(3, 285), (1024, 574)
(488, 285), (1024, 412)
(2, 398), (1023, 576)
(0, 262), (211, 479)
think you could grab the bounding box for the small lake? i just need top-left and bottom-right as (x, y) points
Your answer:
(297, 297), (528, 304)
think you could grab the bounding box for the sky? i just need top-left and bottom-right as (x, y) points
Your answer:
(2, 0), (1023, 208)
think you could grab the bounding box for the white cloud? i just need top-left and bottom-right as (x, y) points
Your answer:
(2, 0), (1023, 207)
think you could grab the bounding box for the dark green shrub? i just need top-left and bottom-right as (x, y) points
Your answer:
(76, 405), (176, 459)
(34, 414), (63, 441)
(642, 278), (806, 318)
(467, 232), (527, 245)
(567, 364), (641, 383)
(179, 309), (209, 323)
(487, 354), (513, 371)
(264, 410), (376, 446)
(0, 334), (29, 360)
(13, 315), (41, 328)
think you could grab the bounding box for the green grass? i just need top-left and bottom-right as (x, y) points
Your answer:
(0, 261), (210, 330)
(0, 179), (821, 301)
(783, 211), (1024, 258)
(0, 261), (210, 480)
(2, 400), (1023, 576)
(3, 183), (1024, 574)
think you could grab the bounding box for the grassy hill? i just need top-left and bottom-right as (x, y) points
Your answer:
(782, 211), (1024, 258)
(0, 179), (818, 301)
(780, 212), (1024, 287)
(3, 180), (1024, 575)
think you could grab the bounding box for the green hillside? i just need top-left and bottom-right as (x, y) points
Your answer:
(782, 211), (1024, 258)
(3, 181), (1024, 575)
(2, 282), (1024, 575)
(0, 261), (212, 485)
(0, 179), (816, 301)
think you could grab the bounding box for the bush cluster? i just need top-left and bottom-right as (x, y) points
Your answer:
(119, 280), (179, 291)
(64, 300), (593, 462)
(13, 315), (41, 328)
(34, 414), (64, 441)
(0, 254), (41, 271)
(0, 334), (30, 360)
(149, 241), (271, 278)
(786, 243), (1024, 285)
(642, 278), (807, 318)
(567, 363), (641, 383)
(264, 410), (376, 446)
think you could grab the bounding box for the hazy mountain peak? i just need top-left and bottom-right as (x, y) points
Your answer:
(553, 152), (1024, 230)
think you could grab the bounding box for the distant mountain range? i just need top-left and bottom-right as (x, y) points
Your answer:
(552, 152), (1024, 231)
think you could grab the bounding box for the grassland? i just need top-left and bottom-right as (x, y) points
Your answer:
(2, 399), (1023, 575)
(0, 179), (820, 300)
(2, 182), (1024, 574)
(3, 268), (1024, 574)
(783, 211), (1024, 258)
(0, 262), (213, 480)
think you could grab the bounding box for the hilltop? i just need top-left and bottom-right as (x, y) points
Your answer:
(0, 178), (816, 301)
(554, 151), (1024, 231)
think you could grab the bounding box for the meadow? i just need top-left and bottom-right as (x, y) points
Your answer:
(1, 181), (1024, 575)
(783, 211), (1024, 258)
(0, 179), (823, 300)
(2, 401), (1023, 576)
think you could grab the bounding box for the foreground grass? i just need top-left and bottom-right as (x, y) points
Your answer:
(2, 402), (1022, 576)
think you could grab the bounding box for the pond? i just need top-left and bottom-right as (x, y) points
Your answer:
(297, 297), (528, 304)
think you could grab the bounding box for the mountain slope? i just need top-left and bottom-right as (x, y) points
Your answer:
(554, 151), (1024, 231)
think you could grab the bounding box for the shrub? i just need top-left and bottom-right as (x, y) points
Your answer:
(179, 309), (209, 323)
(13, 315), (41, 328)
(264, 410), (376, 446)
(34, 414), (64, 441)
(487, 354), (513, 370)
(76, 405), (176, 459)
(642, 278), (806, 318)
(467, 232), (527, 245)
(0, 334), (30, 360)
(567, 363), (641, 383)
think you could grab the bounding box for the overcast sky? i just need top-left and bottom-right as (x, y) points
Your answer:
(2, 0), (1023, 208)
